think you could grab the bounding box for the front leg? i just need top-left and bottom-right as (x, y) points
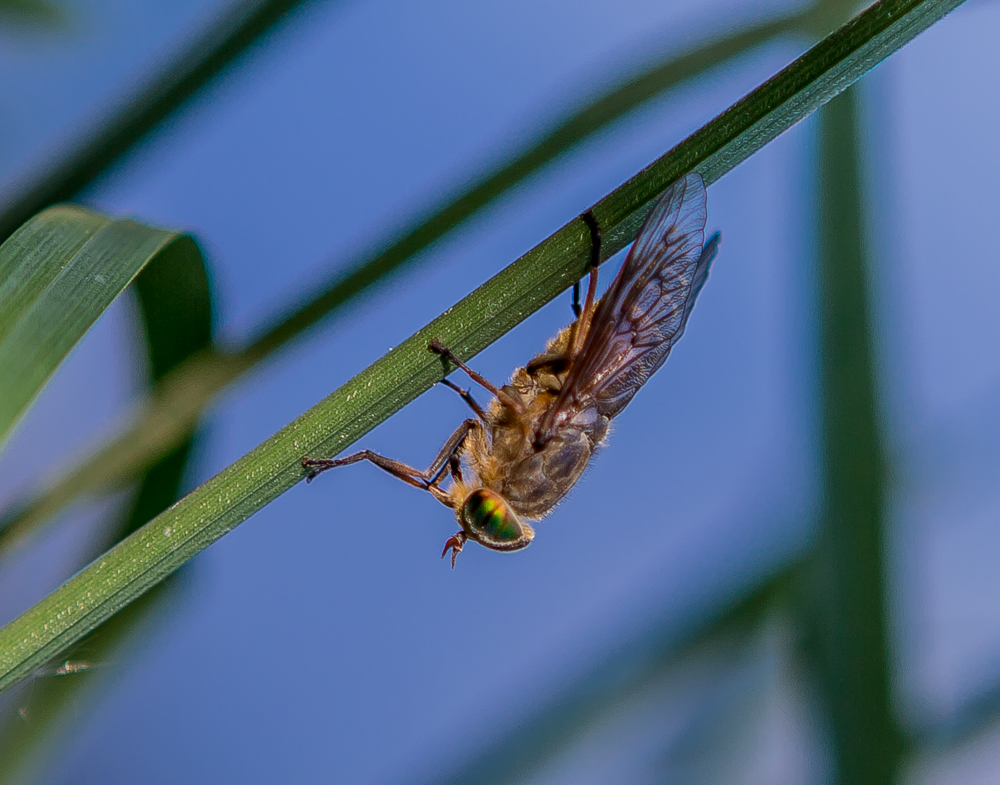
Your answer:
(302, 418), (478, 507)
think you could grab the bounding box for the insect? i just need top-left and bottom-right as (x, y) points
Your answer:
(303, 173), (720, 566)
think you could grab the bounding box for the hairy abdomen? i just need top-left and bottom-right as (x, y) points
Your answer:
(499, 428), (593, 519)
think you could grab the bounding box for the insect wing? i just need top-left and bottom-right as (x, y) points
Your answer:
(538, 173), (715, 438)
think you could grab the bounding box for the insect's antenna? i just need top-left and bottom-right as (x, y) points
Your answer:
(569, 210), (602, 359)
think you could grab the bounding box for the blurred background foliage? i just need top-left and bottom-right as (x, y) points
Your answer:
(0, 0), (997, 783)
(0, 0), (63, 27)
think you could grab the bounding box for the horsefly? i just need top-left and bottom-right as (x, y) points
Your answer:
(303, 173), (720, 566)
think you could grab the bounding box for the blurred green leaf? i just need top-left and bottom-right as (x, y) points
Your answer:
(0, 0), (331, 242)
(0, 214), (216, 782)
(0, 0), (969, 698)
(0, 206), (202, 447)
(416, 569), (792, 785)
(915, 676), (1000, 753)
(650, 629), (786, 785)
(242, 6), (816, 366)
(0, 578), (190, 784)
(133, 243), (215, 384)
(0, 0), (62, 26)
(803, 86), (902, 784)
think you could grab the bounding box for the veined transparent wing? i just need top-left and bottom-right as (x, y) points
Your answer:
(536, 173), (717, 440)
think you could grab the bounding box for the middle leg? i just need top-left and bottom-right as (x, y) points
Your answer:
(428, 338), (523, 413)
(437, 378), (488, 422)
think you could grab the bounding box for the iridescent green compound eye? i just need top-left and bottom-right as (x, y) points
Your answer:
(460, 489), (534, 552)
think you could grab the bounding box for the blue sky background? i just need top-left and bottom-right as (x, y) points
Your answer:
(1, 0), (1000, 782)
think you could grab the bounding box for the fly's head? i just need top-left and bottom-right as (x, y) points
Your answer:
(441, 488), (535, 567)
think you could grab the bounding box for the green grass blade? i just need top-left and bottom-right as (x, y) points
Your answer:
(0, 0), (968, 696)
(0, 207), (201, 445)
(0, 0), (897, 549)
(0, 0), (329, 243)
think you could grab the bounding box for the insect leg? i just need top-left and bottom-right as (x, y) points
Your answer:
(569, 210), (602, 358)
(447, 451), (463, 483)
(303, 451), (427, 487)
(525, 353), (569, 376)
(582, 209), (602, 269)
(424, 418), (478, 491)
(437, 378), (488, 422)
(302, 419), (478, 507)
(428, 338), (524, 413)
